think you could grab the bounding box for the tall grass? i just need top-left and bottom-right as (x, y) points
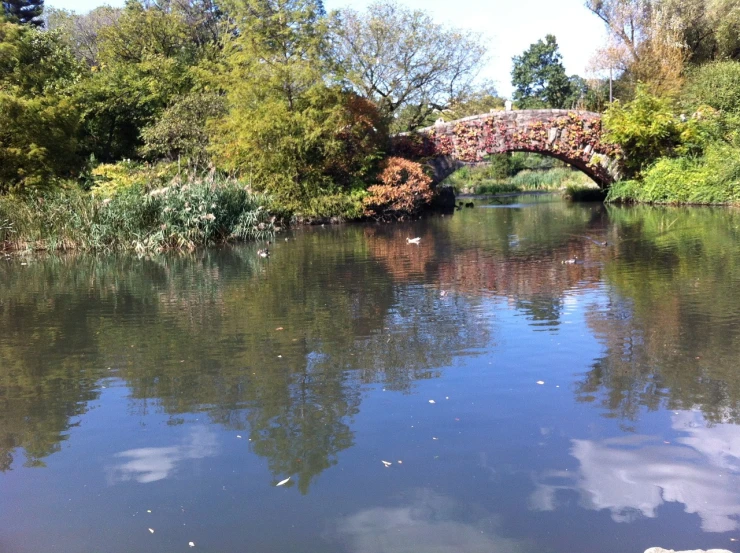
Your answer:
(447, 165), (596, 195)
(0, 176), (277, 253)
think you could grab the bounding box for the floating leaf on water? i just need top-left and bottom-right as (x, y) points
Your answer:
(381, 460), (392, 467)
(276, 477), (291, 486)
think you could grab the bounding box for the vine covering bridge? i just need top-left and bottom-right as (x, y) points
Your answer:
(393, 109), (623, 188)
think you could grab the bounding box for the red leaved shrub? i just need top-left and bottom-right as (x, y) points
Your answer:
(363, 157), (433, 219)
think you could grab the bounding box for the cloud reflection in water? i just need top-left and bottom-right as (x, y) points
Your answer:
(332, 489), (530, 553)
(530, 411), (740, 532)
(108, 426), (218, 484)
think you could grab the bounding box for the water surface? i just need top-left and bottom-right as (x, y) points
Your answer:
(2, 194), (740, 553)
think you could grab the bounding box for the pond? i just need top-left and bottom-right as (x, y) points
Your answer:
(2, 194), (740, 553)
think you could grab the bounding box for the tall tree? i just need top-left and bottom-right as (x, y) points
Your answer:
(331, 0), (487, 132)
(588, 0), (740, 66)
(511, 35), (573, 109)
(2, 0), (44, 27)
(210, 0), (386, 204)
(0, 21), (83, 190)
(584, 0), (698, 96)
(71, 0), (206, 161)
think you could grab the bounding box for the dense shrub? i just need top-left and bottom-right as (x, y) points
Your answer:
(140, 92), (226, 168)
(683, 61), (740, 114)
(603, 86), (684, 176)
(89, 161), (178, 197)
(363, 157), (433, 219)
(0, 176), (277, 252)
(607, 142), (740, 204)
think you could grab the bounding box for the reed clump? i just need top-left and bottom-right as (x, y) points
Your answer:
(0, 175), (277, 253)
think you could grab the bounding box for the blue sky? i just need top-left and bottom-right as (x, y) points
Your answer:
(46, 0), (607, 97)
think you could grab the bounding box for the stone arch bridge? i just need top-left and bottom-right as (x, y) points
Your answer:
(393, 110), (623, 188)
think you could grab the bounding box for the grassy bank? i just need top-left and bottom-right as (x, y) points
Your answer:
(446, 164), (598, 196)
(606, 143), (740, 205)
(0, 176), (277, 253)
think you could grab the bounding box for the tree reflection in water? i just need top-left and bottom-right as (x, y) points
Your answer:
(3, 199), (740, 499)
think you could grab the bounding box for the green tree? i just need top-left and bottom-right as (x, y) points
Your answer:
(683, 61), (740, 114)
(210, 0), (386, 209)
(511, 34), (573, 109)
(2, 0), (44, 27)
(140, 91), (225, 168)
(0, 21), (83, 191)
(72, 0), (207, 162)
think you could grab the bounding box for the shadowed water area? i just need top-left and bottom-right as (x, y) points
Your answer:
(2, 194), (740, 553)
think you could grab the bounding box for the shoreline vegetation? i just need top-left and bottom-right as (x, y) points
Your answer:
(4, 0), (740, 253)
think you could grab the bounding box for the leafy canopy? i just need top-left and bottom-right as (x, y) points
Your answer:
(511, 34), (573, 109)
(209, 0), (387, 211)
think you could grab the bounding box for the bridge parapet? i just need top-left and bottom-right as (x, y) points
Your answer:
(393, 109), (623, 187)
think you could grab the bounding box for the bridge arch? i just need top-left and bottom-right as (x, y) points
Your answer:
(393, 110), (623, 188)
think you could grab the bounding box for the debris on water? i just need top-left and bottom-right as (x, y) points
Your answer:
(536, 381), (545, 385)
(397, 460), (403, 464)
(428, 400), (436, 404)
(148, 528), (155, 534)
(147, 510), (151, 513)
(382, 460), (392, 467)
(275, 327), (284, 331)
(445, 396), (449, 400)
(189, 542), (195, 547)
(277, 355), (282, 358)
(432, 437), (438, 440)
(440, 290), (447, 297)
(276, 477), (291, 486)
(237, 435), (242, 439)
